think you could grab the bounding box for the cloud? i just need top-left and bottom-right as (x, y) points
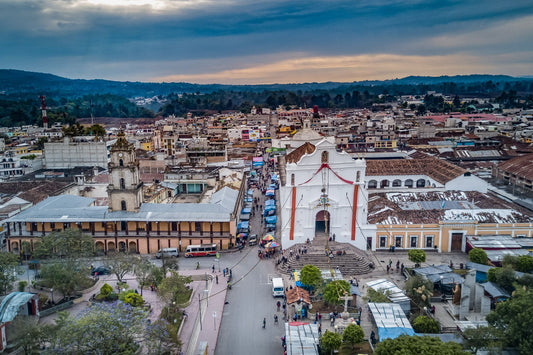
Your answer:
(0, 0), (532, 82)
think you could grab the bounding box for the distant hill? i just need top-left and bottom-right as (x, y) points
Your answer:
(0, 69), (529, 99)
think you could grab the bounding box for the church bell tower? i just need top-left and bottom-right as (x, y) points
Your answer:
(107, 131), (143, 212)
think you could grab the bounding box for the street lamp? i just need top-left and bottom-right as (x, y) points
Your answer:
(50, 288), (54, 304)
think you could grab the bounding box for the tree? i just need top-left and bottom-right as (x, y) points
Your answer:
(86, 124), (106, 137)
(33, 229), (94, 259)
(9, 315), (52, 353)
(412, 315), (439, 333)
(375, 335), (467, 354)
(160, 253), (179, 276)
(135, 258), (157, 296)
(462, 326), (504, 354)
(516, 255), (533, 273)
(405, 275), (433, 307)
(48, 301), (166, 354)
(299, 264), (322, 289)
(342, 324), (364, 349)
(320, 330), (342, 355)
(322, 280), (350, 306)
(35, 136), (48, 150)
(365, 288), (391, 303)
(468, 248), (488, 265)
(487, 267), (516, 293)
(486, 287), (533, 354)
(158, 271), (192, 304)
(104, 251), (137, 283)
(40, 260), (92, 298)
(408, 249), (426, 265)
(0, 251), (20, 295)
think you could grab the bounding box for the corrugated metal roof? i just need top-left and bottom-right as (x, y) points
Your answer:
(0, 292), (36, 323)
(285, 322), (319, 355)
(6, 187), (238, 223)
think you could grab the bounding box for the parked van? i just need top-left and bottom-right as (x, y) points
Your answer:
(272, 277), (284, 297)
(156, 247), (179, 259)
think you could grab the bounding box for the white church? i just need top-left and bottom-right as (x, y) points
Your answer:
(279, 138), (376, 250)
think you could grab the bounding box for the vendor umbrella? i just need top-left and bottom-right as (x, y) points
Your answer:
(237, 233), (248, 238)
(262, 234), (275, 241)
(265, 241), (279, 248)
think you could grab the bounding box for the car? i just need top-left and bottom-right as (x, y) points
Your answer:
(248, 234), (258, 246)
(91, 266), (111, 276)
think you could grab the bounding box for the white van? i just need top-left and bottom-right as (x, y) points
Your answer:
(272, 277), (284, 297)
(156, 247), (179, 259)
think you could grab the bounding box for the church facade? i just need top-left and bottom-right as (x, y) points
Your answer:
(280, 139), (376, 249)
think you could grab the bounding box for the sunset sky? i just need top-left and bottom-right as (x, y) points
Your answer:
(1, 0), (532, 84)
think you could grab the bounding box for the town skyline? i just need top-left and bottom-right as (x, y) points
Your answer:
(1, 0), (532, 84)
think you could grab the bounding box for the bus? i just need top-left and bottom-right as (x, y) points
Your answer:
(184, 244), (217, 258)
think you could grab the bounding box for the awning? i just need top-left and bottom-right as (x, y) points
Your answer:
(237, 221), (249, 229)
(264, 205), (276, 212)
(241, 207), (251, 214)
(265, 216), (277, 224)
(239, 214), (250, 221)
(247, 189), (254, 196)
(265, 190), (275, 196)
(265, 200), (275, 206)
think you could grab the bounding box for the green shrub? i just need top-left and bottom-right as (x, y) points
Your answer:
(408, 249), (426, 265)
(18, 281), (27, 292)
(124, 293), (144, 307)
(469, 248), (488, 265)
(38, 293), (49, 306)
(412, 315), (440, 333)
(100, 283), (113, 297)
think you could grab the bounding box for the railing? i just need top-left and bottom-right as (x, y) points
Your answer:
(39, 300), (75, 317)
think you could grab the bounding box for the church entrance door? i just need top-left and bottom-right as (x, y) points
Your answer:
(315, 210), (330, 233)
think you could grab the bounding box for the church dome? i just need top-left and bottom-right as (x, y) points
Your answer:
(292, 128), (322, 141)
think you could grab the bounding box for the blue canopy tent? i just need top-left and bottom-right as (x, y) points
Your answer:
(264, 209), (276, 217)
(244, 197), (253, 203)
(250, 171), (257, 176)
(271, 173), (278, 181)
(268, 184), (277, 190)
(265, 190), (275, 196)
(237, 221), (249, 230)
(265, 215), (277, 224)
(241, 207), (252, 214)
(264, 204), (276, 212)
(265, 199), (275, 206)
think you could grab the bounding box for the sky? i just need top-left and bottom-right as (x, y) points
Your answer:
(1, 0), (532, 84)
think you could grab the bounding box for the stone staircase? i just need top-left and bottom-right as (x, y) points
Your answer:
(278, 233), (373, 276)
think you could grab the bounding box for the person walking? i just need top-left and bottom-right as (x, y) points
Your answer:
(262, 318), (266, 328)
(216, 275), (219, 284)
(277, 301), (281, 312)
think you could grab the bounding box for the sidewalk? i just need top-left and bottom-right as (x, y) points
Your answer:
(179, 269), (228, 355)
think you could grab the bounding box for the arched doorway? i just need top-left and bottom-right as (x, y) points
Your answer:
(315, 210), (330, 234)
(95, 242), (105, 255)
(118, 241), (126, 252)
(128, 241), (137, 253)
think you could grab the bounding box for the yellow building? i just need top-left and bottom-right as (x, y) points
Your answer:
(5, 131), (243, 255)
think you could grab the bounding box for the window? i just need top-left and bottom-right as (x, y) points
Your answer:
(368, 180), (377, 188)
(120, 178), (125, 189)
(119, 159), (124, 167)
(416, 179), (426, 188)
(63, 223), (69, 229)
(392, 179), (401, 187)
(380, 180), (389, 188)
(395, 235), (403, 248)
(379, 236), (387, 248)
(425, 235), (434, 248)
(405, 179), (413, 188)
(410, 235), (418, 248)
(291, 174), (295, 185)
(356, 171), (360, 182)
(50, 222), (55, 229)
(121, 200), (127, 211)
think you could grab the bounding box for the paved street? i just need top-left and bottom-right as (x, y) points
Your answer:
(215, 248), (284, 355)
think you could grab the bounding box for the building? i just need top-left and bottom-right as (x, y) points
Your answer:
(279, 138), (375, 250)
(0, 292), (40, 352)
(5, 132), (243, 255)
(43, 137), (108, 169)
